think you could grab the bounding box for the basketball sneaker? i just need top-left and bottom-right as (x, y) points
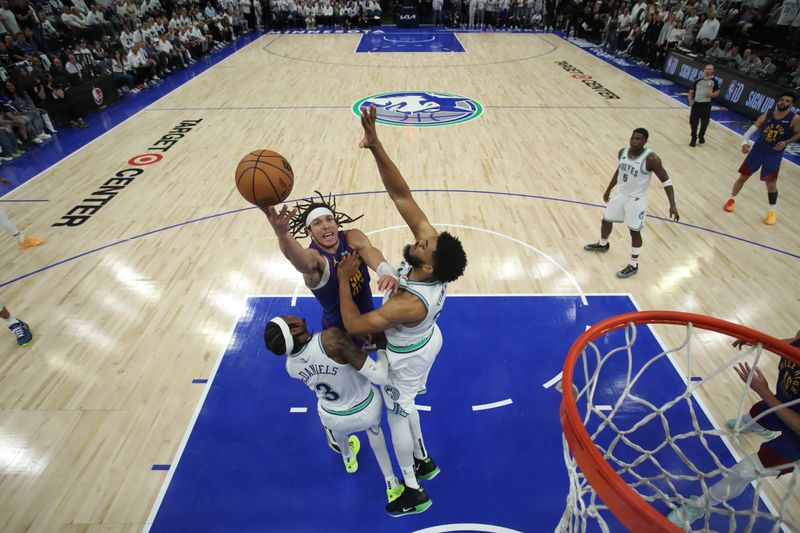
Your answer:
(617, 264), (638, 278)
(583, 242), (610, 253)
(723, 199), (735, 212)
(18, 236), (44, 249)
(667, 496), (705, 528)
(386, 478), (403, 502)
(385, 483), (432, 517)
(343, 435), (360, 473)
(414, 456), (440, 481)
(726, 418), (777, 439)
(764, 211), (777, 225)
(698, 136), (705, 144)
(9, 320), (33, 347)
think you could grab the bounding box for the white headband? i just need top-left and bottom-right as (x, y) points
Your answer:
(269, 317), (294, 355)
(305, 207), (334, 228)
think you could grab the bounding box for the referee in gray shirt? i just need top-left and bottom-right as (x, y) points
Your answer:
(688, 64), (720, 146)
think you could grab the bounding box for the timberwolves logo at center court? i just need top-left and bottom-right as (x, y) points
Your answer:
(352, 91), (483, 127)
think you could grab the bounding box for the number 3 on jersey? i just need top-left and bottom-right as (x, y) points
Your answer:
(315, 382), (340, 401)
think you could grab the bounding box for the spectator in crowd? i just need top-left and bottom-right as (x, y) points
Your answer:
(704, 38), (722, 60)
(3, 80), (51, 143)
(65, 53), (85, 84)
(756, 54), (777, 80)
(697, 10), (720, 42)
(738, 48), (762, 75)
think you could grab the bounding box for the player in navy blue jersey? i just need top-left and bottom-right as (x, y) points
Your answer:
(724, 92), (800, 225)
(263, 191), (399, 332)
(668, 329), (800, 528)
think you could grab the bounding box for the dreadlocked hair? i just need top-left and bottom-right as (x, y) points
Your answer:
(288, 191), (365, 239)
(264, 321), (287, 355)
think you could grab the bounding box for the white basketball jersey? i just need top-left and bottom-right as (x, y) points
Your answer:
(382, 260), (447, 352)
(285, 333), (374, 416)
(616, 147), (652, 198)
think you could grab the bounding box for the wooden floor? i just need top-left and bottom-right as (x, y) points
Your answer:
(1, 32), (798, 531)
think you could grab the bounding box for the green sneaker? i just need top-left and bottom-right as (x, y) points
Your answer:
(414, 456), (440, 481)
(343, 435), (360, 473)
(385, 483), (432, 517)
(727, 419), (777, 439)
(667, 496), (705, 528)
(386, 478), (403, 502)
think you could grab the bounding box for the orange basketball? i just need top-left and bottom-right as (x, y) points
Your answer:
(235, 150), (294, 206)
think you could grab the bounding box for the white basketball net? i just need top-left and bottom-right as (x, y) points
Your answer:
(559, 321), (800, 533)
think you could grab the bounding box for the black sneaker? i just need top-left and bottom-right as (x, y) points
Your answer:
(689, 137), (696, 147)
(583, 242), (610, 253)
(414, 456), (440, 481)
(698, 136), (705, 144)
(617, 264), (638, 278)
(385, 483), (432, 517)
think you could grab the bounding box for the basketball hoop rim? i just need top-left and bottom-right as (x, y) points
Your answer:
(559, 310), (800, 533)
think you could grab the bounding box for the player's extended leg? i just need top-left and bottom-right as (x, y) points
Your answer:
(764, 179), (778, 225)
(408, 405), (440, 480)
(667, 453), (783, 528)
(726, 148), (761, 212)
(365, 425), (402, 501)
(330, 429), (360, 473)
(0, 207), (44, 249)
(381, 379), (433, 516)
(1, 302), (33, 347)
(323, 424), (342, 453)
(617, 229), (642, 279)
(584, 219), (613, 252)
(724, 174), (751, 212)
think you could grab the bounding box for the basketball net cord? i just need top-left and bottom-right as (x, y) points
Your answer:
(559, 322), (799, 533)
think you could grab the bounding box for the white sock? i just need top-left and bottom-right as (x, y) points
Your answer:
(0, 208), (21, 238)
(400, 464), (419, 489)
(630, 247), (641, 267)
(5, 315), (19, 327)
(598, 238), (608, 246)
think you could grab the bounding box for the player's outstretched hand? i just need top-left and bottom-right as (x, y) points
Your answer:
(669, 205), (680, 222)
(338, 251), (362, 280)
(359, 105), (379, 149)
(741, 144), (751, 154)
(263, 204), (295, 235)
(734, 361), (769, 396)
(377, 274), (400, 294)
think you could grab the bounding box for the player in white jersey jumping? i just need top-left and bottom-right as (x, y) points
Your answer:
(583, 128), (679, 278)
(334, 105), (468, 517)
(263, 316), (403, 503)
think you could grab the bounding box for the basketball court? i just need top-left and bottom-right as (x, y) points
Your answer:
(0, 28), (798, 532)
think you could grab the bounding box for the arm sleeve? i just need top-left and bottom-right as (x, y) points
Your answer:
(357, 350), (390, 385)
